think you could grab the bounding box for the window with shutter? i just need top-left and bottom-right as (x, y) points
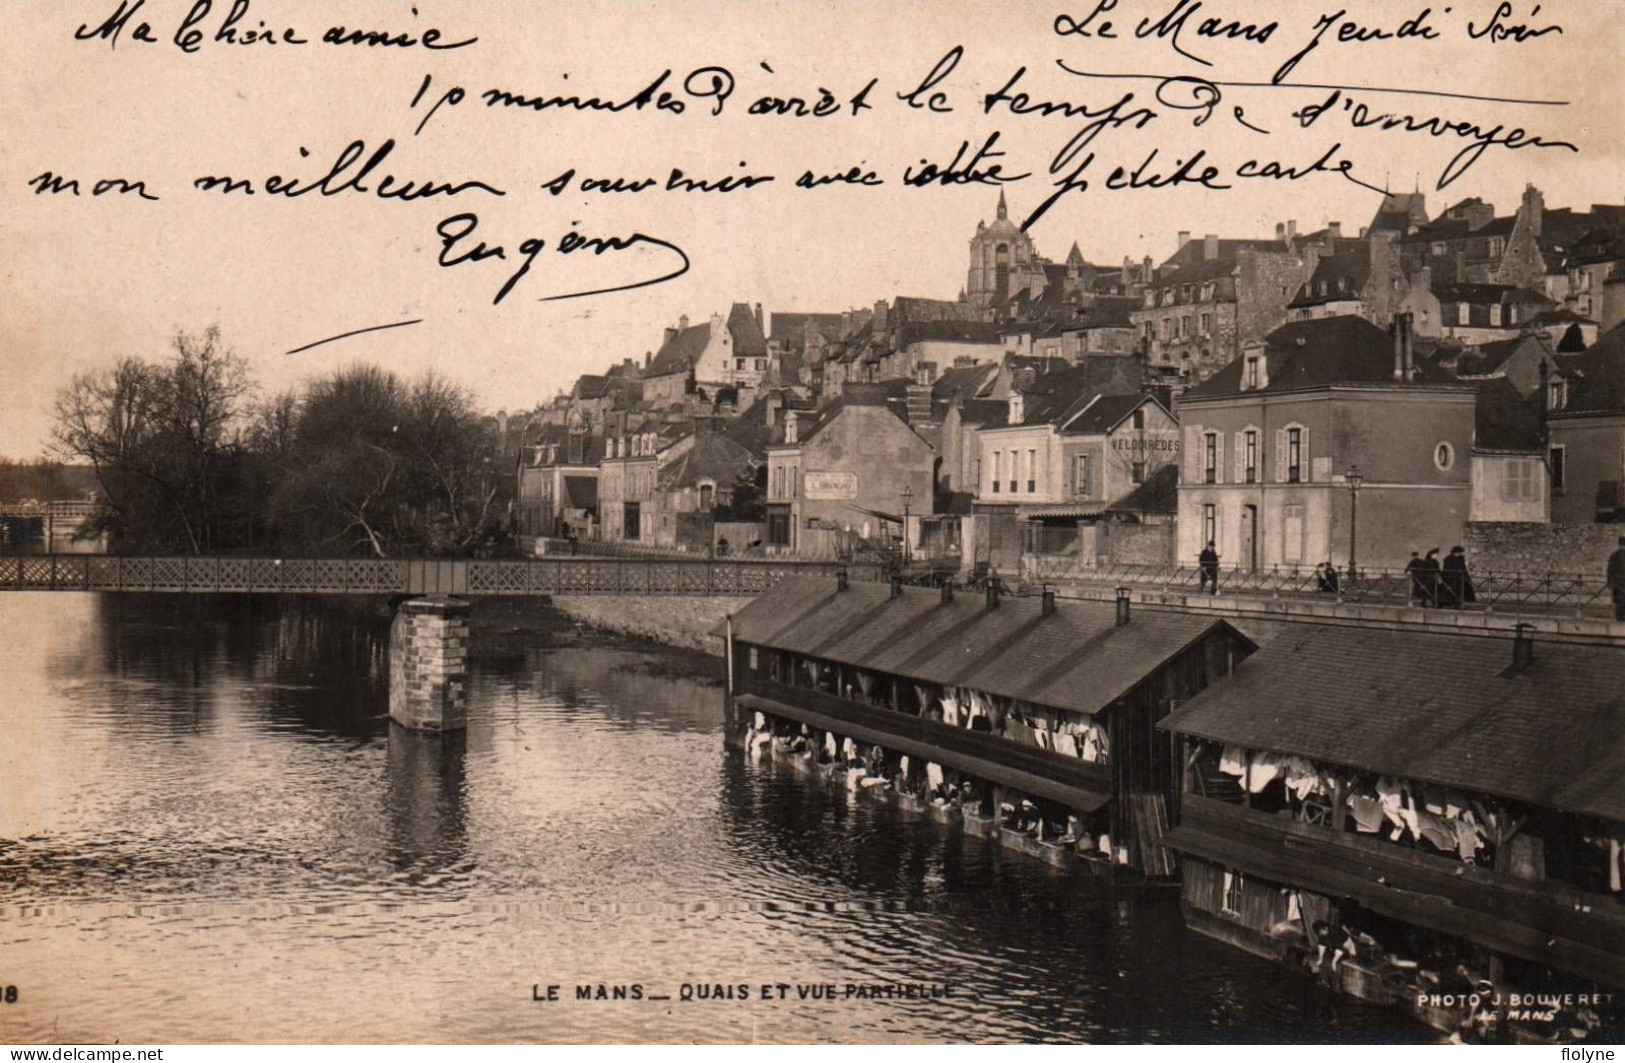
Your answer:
(1184, 424), (1202, 483)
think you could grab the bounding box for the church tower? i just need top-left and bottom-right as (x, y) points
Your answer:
(966, 191), (1044, 309)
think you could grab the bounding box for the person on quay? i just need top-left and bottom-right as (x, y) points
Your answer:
(1198, 541), (1220, 595)
(1418, 548), (1443, 608)
(1404, 550), (1424, 606)
(1608, 535), (1625, 622)
(1441, 546), (1475, 609)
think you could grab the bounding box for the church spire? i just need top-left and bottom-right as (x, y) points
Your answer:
(1067, 240), (1084, 266)
(996, 188), (1008, 220)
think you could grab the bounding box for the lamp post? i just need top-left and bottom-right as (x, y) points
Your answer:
(1346, 465), (1364, 583)
(901, 484), (914, 565)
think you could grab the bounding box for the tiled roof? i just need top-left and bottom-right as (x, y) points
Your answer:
(1288, 246), (1374, 308)
(730, 578), (1249, 717)
(890, 296), (982, 325)
(1160, 624), (1625, 823)
(647, 323), (712, 377)
(932, 363), (998, 401)
(768, 312), (844, 350)
(1181, 316), (1461, 399)
(1554, 322), (1625, 415)
(1063, 393), (1160, 436)
(573, 374), (611, 399)
(898, 320), (1005, 346)
(659, 432), (756, 490)
(1473, 378), (1542, 453)
(1432, 283), (1553, 308)
(1161, 238), (1278, 272)
(727, 303), (768, 358)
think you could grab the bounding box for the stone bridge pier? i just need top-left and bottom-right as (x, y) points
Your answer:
(388, 596), (472, 731)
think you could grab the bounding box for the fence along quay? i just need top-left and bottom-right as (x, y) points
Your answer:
(721, 571), (1625, 1044)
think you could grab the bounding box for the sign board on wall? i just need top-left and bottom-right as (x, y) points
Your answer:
(804, 472), (858, 500)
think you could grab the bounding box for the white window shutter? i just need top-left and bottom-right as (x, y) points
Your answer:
(1184, 423), (1202, 483)
(1215, 431), (1225, 484)
(1234, 432), (1245, 482)
(1275, 429), (1287, 483)
(1213, 504), (1223, 554)
(1300, 425), (1312, 482)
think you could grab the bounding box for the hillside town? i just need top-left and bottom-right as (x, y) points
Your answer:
(504, 185), (1625, 586)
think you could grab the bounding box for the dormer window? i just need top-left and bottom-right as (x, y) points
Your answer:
(1244, 356), (1261, 390)
(1549, 378), (1567, 411)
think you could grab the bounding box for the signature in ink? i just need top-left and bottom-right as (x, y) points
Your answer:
(434, 212), (691, 305)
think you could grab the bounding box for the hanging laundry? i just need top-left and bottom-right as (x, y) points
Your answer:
(898, 755), (910, 780)
(1287, 891), (1303, 923)
(1219, 746), (1247, 777)
(824, 732), (838, 759)
(841, 737), (858, 762)
(1282, 757), (1322, 801)
(926, 762), (944, 792)
(1417, 812), (1457, 853)
(753, 712), (767, 731)
(940, 690), (960, 727)
(1081, 730), (1100, 762)
(1453, 817), (1485, 864)
(1347, 794), (1385, 834)
(1248, 752), (1284, 793)
(1609, 836), (1622, 893)
(1035, 729), (1053, 751)
(1052, 732), (1079, 758)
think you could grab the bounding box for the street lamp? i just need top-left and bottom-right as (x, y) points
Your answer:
(901, 484), (914, 565)
(1346, 464), (1364, 583)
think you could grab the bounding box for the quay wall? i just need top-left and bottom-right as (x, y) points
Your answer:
(1463, 521), (1622, 578)
(548, 594), (753, 655)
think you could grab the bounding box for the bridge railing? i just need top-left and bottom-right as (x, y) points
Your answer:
(0, 555), (887, 596)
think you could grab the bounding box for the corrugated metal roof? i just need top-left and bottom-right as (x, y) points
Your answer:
(729, 578), (1245, 716)
(1161, 624), (1625, 823)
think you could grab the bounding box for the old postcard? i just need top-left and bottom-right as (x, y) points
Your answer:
(1, 0), (1623, 1047)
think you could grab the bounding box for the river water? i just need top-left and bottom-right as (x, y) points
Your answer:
(0, 593), (1425, 1044)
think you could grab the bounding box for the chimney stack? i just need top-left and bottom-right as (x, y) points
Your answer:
(1328, 221), (1343, 240)
(1204, 234), (1219, 261)
(1276, 222), (1286, 241)
(1115, 586), (1132, 626)
(754, 302), (764, 330)
(1512, 623), (1535, 671)
(679, 314), (689, 331)
(1041, 584), (1057, 616)
(874, 299), (890, 331)
(836, 565), (849, 593)
(783, 410), (799, 445)
(1177, 230), (1192, 250)
(1142, 256), (1153, 283)
(1287, 220), (1297, 240)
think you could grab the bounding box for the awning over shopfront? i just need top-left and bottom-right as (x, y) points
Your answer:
(1017, 505), (1105, 520)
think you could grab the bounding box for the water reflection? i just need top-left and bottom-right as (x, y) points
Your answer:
(0, 593), (1422, 1044)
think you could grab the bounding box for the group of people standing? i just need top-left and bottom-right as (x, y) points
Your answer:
(1404, 546), (1476, 609)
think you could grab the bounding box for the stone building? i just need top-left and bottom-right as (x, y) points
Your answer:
(641, 303), (771, 405)
(1174, 315), (1476, 573)
(1131, 233), (1314, 383)
(966, 191), (1050, 309)
(1286, 231), (1405, 327)
(1549, 323), (1625, 523)
(763, 384), (934, 556)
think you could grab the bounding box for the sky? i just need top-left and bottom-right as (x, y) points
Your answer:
(2, 0), (1621, 457)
